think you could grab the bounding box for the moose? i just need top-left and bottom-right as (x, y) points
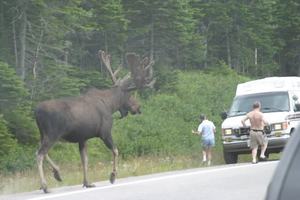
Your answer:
(35, 50), (155, 193)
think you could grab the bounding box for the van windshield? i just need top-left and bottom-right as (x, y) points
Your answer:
(228, 92), (290, 117)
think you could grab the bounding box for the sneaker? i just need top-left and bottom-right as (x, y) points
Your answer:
(259, 156), (268, 161)
(207, 160), (211, 166)
(252, 161), (258, 164)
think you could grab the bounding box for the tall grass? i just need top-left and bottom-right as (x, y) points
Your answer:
(0, 152), (227, 195)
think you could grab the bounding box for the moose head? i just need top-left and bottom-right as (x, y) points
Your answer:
(99, 50), (155, 118)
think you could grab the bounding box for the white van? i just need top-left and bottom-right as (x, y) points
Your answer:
(221, 77), (300, 164)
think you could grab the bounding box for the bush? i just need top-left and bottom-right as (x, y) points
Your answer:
(0, 145), (36, 173)
(0, 115), (35, 173)
(0, 115), (17, 159)
(113, 70), (250, 160)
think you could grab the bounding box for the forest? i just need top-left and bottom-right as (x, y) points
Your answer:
(0, 0), (299, 192)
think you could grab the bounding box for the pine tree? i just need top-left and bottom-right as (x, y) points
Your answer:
(0, 114), (17, 160)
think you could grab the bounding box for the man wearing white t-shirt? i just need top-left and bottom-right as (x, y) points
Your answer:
(192, 114), (216, 166)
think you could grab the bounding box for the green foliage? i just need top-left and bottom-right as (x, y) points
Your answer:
(0, 145), (36, 173)
(0, 0), (297, 175)
(33, 64), (90, 100)
(0, 61), (36, 143)
(0, 65), (250, 173)
(114, 94), (195, 158)
(0, 62), (28, 110)
(0, 115), (17, 160)
(154, 65), (179, 93)
(0, 112), (35, 173)
(4, 105), (38, 144)
(75, 70), (111, 89)
(113, 71), (249, 159)
(274, 0), (300, 75)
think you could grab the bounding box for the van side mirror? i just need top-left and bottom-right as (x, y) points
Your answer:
(293, 95), (298, 101)
(221, 112), (227, 120)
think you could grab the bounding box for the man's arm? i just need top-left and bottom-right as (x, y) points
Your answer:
(192, 124), (203, 135)
(241, 114), (249, 127)
(192, 129), (200, 135)
(262, 115), (269, 126)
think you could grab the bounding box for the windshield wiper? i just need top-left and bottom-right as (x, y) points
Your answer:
(262, 107), (286, 112)
(229, 110), (247, 116)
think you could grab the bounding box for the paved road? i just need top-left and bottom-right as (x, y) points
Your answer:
(0, 161), (277, 200)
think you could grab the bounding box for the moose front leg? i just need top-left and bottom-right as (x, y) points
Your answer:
(110, 147), (119, 184)
(79, 142), (95, 188)
(102, 135), (118, 184)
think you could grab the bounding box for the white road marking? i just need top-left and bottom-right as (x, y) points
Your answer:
(27, 162), (276, 200)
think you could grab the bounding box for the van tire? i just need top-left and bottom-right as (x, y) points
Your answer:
(223, 151), (238, 164)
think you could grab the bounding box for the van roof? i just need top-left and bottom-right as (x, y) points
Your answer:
(236, 77), (300, 96)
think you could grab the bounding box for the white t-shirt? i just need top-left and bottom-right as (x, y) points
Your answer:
(197, 119), (215, 140)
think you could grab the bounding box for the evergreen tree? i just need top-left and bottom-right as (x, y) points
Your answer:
(274, 0), (300, 75)
(0, 61), (28, 110)
(0, 115), (17, 160)
(192, 0), (278, 76)
(123, 0), (198, 68)
(0, 61), (37, 143)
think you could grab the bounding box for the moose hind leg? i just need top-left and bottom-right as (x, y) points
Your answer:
(79, 142), (95, 188)
(36, 145), (51, 193)
(36, 136), (58, 193)
(46, 154), (62, 182)
(103, 137), (118, 184)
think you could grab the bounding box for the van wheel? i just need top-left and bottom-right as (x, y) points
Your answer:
(223, 151), (238, 164)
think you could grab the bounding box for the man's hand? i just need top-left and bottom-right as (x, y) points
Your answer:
(192, 130), (199, 135)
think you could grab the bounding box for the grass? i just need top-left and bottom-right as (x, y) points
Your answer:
(0, 152), (224, 195)
(0, 151), (281, 195)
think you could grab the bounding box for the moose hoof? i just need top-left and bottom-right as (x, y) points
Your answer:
(83, 183), (96, 188)
(53, 169), (62, 182)
(40, 185), (50, 193)
(110, 172), (116, 184)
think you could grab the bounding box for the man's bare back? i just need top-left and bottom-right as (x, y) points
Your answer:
(241, 101), (268, 130)
(246, 110), (266, 130)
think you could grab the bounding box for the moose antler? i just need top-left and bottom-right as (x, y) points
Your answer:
(99, 50), (155, 90)
(126, 53), (155, 90)
(99, 50), (122, 85)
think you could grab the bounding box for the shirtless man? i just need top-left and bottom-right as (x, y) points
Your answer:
(241, 101), (268, 164)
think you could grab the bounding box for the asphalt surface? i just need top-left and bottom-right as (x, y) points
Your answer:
(0, 161), (277, 200)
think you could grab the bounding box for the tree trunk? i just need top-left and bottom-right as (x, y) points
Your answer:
(150, 16), (154, 61)
(33, 28), (44, 79)
(204, 36), (208, 69)
(12, 21), (18, 68)
(19, 10), (27, 80)
(254, 48), (257, 66)
(226, 29), (232, 69)
(236, 24), (241, 74)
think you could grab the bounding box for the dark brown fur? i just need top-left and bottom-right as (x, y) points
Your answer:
(36, 88), (140, 193)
